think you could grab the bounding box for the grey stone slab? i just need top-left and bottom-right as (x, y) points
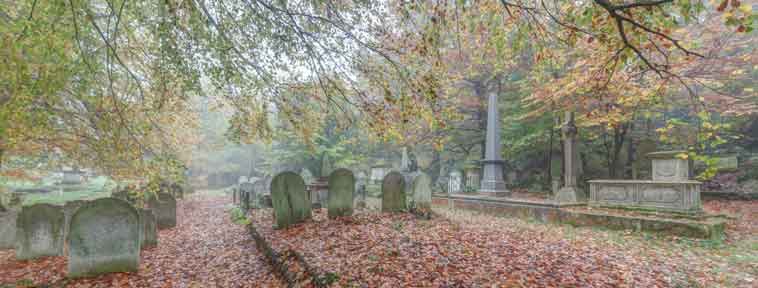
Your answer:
(328, 169), (354, 218)
(140, 209), (157, 248)
(149, 193), (176, 229)
(270, 172), (311, 229)
(411, 173), (432, 210)
(0, 211), (17, 249)
(381, 172), (406, 212)
(68, 198), (141, 278)
(16, 204), (64, 260)
(589, 180), (701, 213)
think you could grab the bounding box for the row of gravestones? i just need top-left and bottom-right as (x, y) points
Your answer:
(233, 177), (273, 210)
(0, 194), (177, 278)
(268, 169), (432, 229)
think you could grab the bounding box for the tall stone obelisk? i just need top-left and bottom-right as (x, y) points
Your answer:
(479, 92), (509, 197)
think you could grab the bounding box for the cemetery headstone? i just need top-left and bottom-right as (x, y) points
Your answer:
(170, 182), (184, 199)
(0, 211), (17, 249)
(382, 172), (406, 212)
(140, 209), (158, 248)
(149, 193), (176, 229)
(270, 172), (311, 229)
(16, 204), (64, 260)
(411, 173), (432, 210)
(448, 171), (462, 194)
(67, 198), (141, 278)
(240, 182), (255, 210)
(328, 169), (355, 218)
(63, 200), (88, 254)
(300, 168), (314, 185)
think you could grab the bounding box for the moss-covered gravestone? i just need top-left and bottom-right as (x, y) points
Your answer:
(381, 172), (406, 212)
(149, 193), (176, 229)
(67, 198), (141, 278)
(328, 169), (355, 218)
(16, 204), (64, 259)
(412, 173), (432, 210)
(270, 172), (311, 229)
(0, 211), (17, 249)
(140, 209), (158, 248)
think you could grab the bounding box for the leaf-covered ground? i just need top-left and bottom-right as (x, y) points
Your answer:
(0, 194), (282, 287)
(250, 199), (757, 287)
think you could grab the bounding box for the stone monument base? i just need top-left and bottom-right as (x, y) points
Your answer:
(555, 186), (579, 204)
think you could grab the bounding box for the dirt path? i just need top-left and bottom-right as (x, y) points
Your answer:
(0, 193), (282, 287)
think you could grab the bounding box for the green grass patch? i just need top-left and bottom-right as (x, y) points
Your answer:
(19, 176), (116, 206)
(229, 207), (250, 225)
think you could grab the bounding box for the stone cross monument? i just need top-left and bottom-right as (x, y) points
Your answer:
(555, 111), (579, 203)
(479, 92), (509, 197)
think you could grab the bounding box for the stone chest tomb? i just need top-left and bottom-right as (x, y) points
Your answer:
(589, 151), (701, 213)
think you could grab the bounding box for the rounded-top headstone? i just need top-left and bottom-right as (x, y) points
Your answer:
(67, 198), (141, 278)
(16, 203), (64, 259)
(381, 171), (406, 212)
(328, 168), (355, 218)
(270, 172), (311, 229)
(140, 208), (158, 248)
(412, 173), (432, 210)
(149, 193), (177, 229)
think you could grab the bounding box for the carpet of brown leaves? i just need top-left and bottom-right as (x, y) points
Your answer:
(0, 194), (282, 287)
(250, 199), (757, 288)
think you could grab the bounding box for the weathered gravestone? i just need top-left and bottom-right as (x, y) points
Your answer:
(0, 211), (17, 249)
(232, 187), (238, 205)
(411, 173), (432, 211)
(140, 209), (158, 248)
(16, 204), (64, 259)
(68, 198), (141, 278)
(328, 169), (355, 218)
(240, 182), (255, 210)
(170, 182), (184, 200)
(382, 172), (406, 212)
(270, 172), (311, 229)
(149, 193), (177, 229)
(63, 200), (88, 254)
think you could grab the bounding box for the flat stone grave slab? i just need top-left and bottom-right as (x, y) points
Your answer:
(68, 198), (141, 278)
(16, 203), (65, 259)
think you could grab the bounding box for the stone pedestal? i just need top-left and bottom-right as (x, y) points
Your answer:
(478, 92), (509, 197)
(648, 150), (689, 181)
